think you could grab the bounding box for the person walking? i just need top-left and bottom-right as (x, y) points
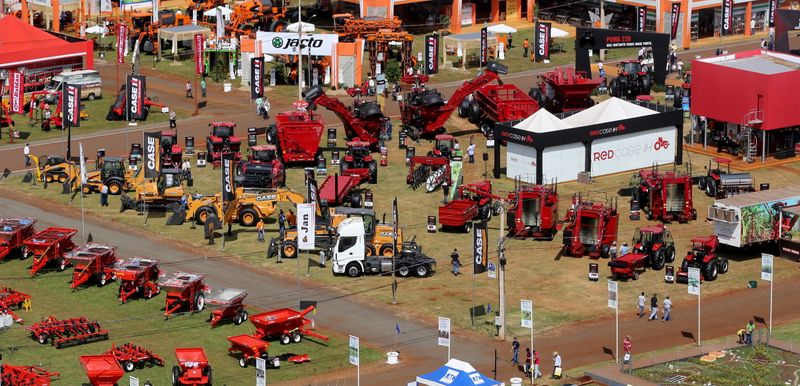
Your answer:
(255, 96), (263, 114)
(287, 209), (296, 227)
(24, 143), (31, 167)
(99, 184), (109, 207)
(200, 78), (207, 98)
(637, 292), (646, 318)
(621, 335), (632, 372)
(278, 209), (286, 235)
(598, 61), (605, 78)
(522, 38), (529, 58)
(551, 351), (562, 379)
(511, 337), (520, 365)
(261, 95), (271, 119)
(648, 294), (659, 321)
(523, 348), (532, 376)
(663, 295), (672, 321)
(467, 143), (475, 164)
(450, 248), (460, 276)
(750, 18), (756, 35)
(185, 81), (193, 98)
(533, 350), (542, 379)
(384, 118), (393, 140)
(169, 110), (177, 129)
(256, 219), (265, 243)
(745, 320), (756, 345)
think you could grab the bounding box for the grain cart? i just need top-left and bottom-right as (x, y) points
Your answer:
(0, 217), (37, 261)
(303, 85), (386, 149)
(439, 181), (502, 232)
(172, 348), (212, 386)
(205, 121), (242, 167)
(160, 272), (208, 318)
(105, 342), (164, 372)
(562, 194), (619, 258)
(23, 227), (78, 276)
(112, 257), (161, 303)
(463, 84), (539, 136)
(250, 305), (329, 344)
(206, 288), (248, 327)
(28, 316), (109, 348)
(0, 364), (59, 385)
(269, 110), (324, 165)
(676, 235), (729, 283)
(529, 67), (601, 113)
(608, 60), (652, 99)
(0, 287), (31, 323)
(608, 224), (676, 280)
(237, 145), (285, 189)
(227, 335), (278, 368)
(506, 180), (559, 240)
(698, 158), (755, 198)
(707, 185), (800, 248)
(80, 354), (124, 386)
(632, 168), (696, 223)
(65, 243), (119, 288)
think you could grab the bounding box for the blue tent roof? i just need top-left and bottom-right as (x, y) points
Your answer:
(416, 359), (502, 386)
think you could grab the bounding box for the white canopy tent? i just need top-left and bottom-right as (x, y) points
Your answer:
(203, 6), (232, 20)
(562, 97), (657, 126)
(486, 24), (517, 34)
(415, 359), (502, 386)
(551, 27), (569, 38)
(285, 21), (316, 32)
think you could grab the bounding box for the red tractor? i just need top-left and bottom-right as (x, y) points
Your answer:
(205, 121), (242, 167)
(529, 67), (601, 113)
(608, 224), (676, 280)
(341, 140), (378, 184)
(303, 85), (386, 150)
(0, 217), (37, 261)
(160, 272), (208, 318)
(677, 235), (730, 282)
(400, 62), (507, 140)
(160, 130), (183, 168)
(439, 181), (502, 232)
(632, 168), (696, 223)
(697, 158), (755, 198)
(608, 60), (652, 99)
(237, 145), (285, 189)
(172, 348), (212, 386)
(562, 194), (619, 258)
(506, 180), (559, 240)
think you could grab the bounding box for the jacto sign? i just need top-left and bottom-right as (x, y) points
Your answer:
(257, 32), (338, 56)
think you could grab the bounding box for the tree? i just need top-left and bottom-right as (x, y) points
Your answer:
(385, 60), (401, 84)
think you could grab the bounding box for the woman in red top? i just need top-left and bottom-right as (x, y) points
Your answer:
(524, 348), (532, 376)
(533, 350), (542, 379)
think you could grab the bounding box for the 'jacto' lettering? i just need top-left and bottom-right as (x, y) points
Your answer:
(282, 37), (324, 50)
(146, 136), (157, 171)
(130, 78), (141, 115)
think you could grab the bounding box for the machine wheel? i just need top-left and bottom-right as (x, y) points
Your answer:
(665, 246), (676, 263)
(123, 360), (135, 372)
(600, 244), (611, 259)
(632, 271), (640, 280)
(405, 125), (421, 141)
(238, 208), (259, 227)
(292, 332), (303, 343)
(704, 260), (719, 281)
(37, 333), (49, 344)
(458, 99), (470, 118)
(82, 184), (92, 194)
(239, 357), (248, 368)
(467, 102), (483, 124)
(282, 241), (298, 259)
(234, 313), (244, 325)
(144, 287), (155, 299)
(194, 293), (205, 312)
(172, 365), (182, 386)
(266, 238), (277, 258)
(45, 173), (54, 183)
(206, 367), (213, 385)
(266, 125), (278, 145)
(270, 19), (286, 32)
(480, 120), (493, 136)
(107, 180), (123, 195)
(718, 257), (729, 273)
(368, 160), (378, 184)
(463, 222), (472, 233)
(345, 263), (362, 277)
(280, 334), (292, 345)
(698, 176), (707, 190)
(195, 206), (215, 225)
(349, 192), (363, 208)
(365, 244), (376, 257)
(706, 179), (718, 197)
(396, 264), (410, 277)
(416, 264), (430, 278)
(379, 244), (394, 257)
(242, 310), (249, 321)
(651, 249), (665, 270)
(99, 273), (109, 286)
(58, 258), (67, 271)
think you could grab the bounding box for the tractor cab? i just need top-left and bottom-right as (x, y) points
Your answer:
(42, 155), (67, 168)
(620, 60), (645, 76)
(248, 145), (278, 163)
(344, 140), (373, 167)
(708, 157), (731, 175)
(100, 157), (126, 181)
(677, 234), (728, 282)
(632, 225), (672, 254)
(156, 169), (185, 196)
(687, 235), (718, 261)
(432, 134), (456, 159)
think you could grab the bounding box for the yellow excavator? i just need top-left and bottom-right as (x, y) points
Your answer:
(185, 187), (305, 227)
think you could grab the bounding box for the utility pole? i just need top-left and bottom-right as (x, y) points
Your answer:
(498, 200), (507, 340)
(297, 0), (303, 101)
(599, 0), (606, 62)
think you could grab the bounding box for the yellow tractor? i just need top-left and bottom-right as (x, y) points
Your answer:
(186, 187), (305, 227)
(81, 157), (138, 195)
(119, 168), (188, 212)
(29, 155), (80, 184)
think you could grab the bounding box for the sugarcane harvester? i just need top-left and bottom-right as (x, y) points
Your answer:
(562, 194), (619, 258)
(303, 85), (386, 150)
(506, 179), (560, 240)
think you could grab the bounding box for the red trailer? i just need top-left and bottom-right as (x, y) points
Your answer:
(530, 67), (602, 113)
(80, 354), (125, 386)
(561, 194), (619, 258)
(438, 181), (502, 232)
(205, 121), (242, 167)
(506, 180), (560, 240)
(112, 257), (161, 303)
(206, 288), (248, 327)
(250, 306), (329, 345)
(105, 342), (164, 372)
(1, 364), (60, 386)
(28, 316), (109, 348)
(319, 174), (366, 207)
(23, 227), (78, 276)
(632, 168), (696, 223)
(159, 272), (208, 318)
(173, 348), (212, 386)
(227, 334), (272, 368)
(0, 287), (31, 324)
(271, 111), (324, 165)
(0, 217), (37, 261)
(466, 84), (539, 136)
(65, 243), (118, 289)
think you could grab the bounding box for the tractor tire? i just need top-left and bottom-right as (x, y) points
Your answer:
(706, 179), (718, 198)
(345, 262), (362, 277)
(206, 367), (213, 386)
(266, 237), (278, 258)
(57, 173), (68, 183)
(242, 310), (249, 321)
(479, 205), (491, 221)
(107, 180), (123, 195)
(266, 125), (278, 145)
(365, 244), (376, 257)
(665, 246), (676, 263)
(82, 184), (92, 195)
(38, 333), (49, 344)
(528, 87), (543, 104)
(698, 175), (707, 190)
(368, 160), (378, 184)
(234, 313), (244, 325)
(719, 257), (729, 274)
(280, 334), (292, 345)
(144, 287), (156, 299)
(238, 208), (259, 227)
(651, 249), (665, 270)
(292, 332), (302, 343)
(480, 120), (493, 136)
(239, 357), (248, 368)
(458, 99), (470, 118)
(467, 102), (483, 124)
(396, 263), (410, 277)
(172, 365), (182, 386)
(601, 244), (611, 259)
(704, 260), (719, 281)
(349, 192), (363, 208)
(379, 244), (394, 257)
(194, 293), (205, 312)
(282, 241), (298, 259)
(123, 360), (135, 372)
(463, 221), (472, 233)
(195, 206), (216, 225)
(269, 19), (286, 32)
(633, 271), (640, 280)
(415, 264), (430, 278)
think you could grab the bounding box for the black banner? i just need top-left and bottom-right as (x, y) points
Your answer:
(722, 0), (733, 36)
(221, 152), (235, 203)
(143, 131), (161, 178)
(768, 0), (777, 28)
(425, 34), (439, 75)
(62, 83), (81, 128)
(535, 22), (551, 62)
(126, 75), (147, 120)
(473, 221), (488, 274)
(307, 177), (319, 207)
(480, 27), (488, 67)
(637, 6), (647, 32)
(670, 3), (681, 40)
(250, 57), (264, 100)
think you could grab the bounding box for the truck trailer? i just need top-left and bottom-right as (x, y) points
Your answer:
(707, 185), (800, 248)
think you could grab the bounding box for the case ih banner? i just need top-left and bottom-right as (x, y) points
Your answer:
(250, 57), (264, 99)
(126, 75), (147, 120)
(425, 34), (439, 75)
(670, 2), (681, 40)
(62, 83), (81, 128)
(194, 33), (205, 75)
(722, 0), (733, 36)
(9, 70), (24, 114)
(768, 0), (778, 28)
(637, 7), (647, 32)
(480, 27), (488, 67)
(116, 24), (127, 64)
(143, 131), (161, 178)
(473, 221), (488, 274)
(535, 22), (551, 62)
(221, 153), (235, 203)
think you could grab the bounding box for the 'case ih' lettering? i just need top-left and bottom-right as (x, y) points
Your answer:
(722, 0), (732, 35)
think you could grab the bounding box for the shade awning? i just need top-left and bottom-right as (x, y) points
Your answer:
(0, 16), (91, 68)
(285, 22), (316, 32)
(486, 24), (517, 34)
(416, 359), (502, 386)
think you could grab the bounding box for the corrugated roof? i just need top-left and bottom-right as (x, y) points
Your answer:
(715, 185), (800, 208)
(716, 56), (795, 75)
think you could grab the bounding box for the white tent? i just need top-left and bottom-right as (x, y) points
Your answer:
(487, 24), (517, 34)
(285, 22), (316, 32)
(203, 6), (232, 19)
(513, 108), (572, 133)
(551, 27), (569, 38)
(562, 97), (657, 127)
(415, 359), (502, 386)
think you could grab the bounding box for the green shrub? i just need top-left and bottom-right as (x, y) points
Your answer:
(385, 60), (401, 84)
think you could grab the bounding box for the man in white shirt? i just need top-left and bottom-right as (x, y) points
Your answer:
(467, 143), (476, 163)
(750, 18), (756, 35)
(552, 352), (562, 379)
(24, 143), (31, 167)
(663, 296), (672, 321)
(637, 292), (646, 318)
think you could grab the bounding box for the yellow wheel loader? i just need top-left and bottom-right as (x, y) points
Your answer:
(185, 187), (306, 227)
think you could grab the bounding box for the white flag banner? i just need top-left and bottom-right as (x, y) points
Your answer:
(297, 203), (316, 250)
(437, 317), (451, 347)
(761, 253), (774, 282)
(520, 300), (532, 329)
(129, 376), (139, 386)
(79, 143), (87, 185)
(256, 357), (266, 386)
(688, 267), (701, 296)
(349, 335), (360, 366)
(607, 280), (618, 309)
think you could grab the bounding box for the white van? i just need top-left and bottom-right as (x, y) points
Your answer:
(45, 70), (103, 100)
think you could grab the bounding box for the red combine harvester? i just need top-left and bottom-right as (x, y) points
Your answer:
(608, 224), (676, 280)
(530, 67), (602, 113)
(0, 287), (31, 324)
(304, 85), (386, 149)
(318, 140), (378, 207)
(65, 243), (118, 289)
(160, 130), (183, 168)
(28, 316), (109, 348)
(0, 217), (37, 261)
(206, 288), (248, 327)
(205, 121), (242, 167)
(464, 84), (539, 136)
(160, 272), (208, 318)
(250, 306), (329, 345)
(105, 342), (164, 372)
(400, 62), (507, 140)
(677, 235), (729, 282)
(172, 348), (212, 386)
(23, 227), (78, 276)
(1, 364), (59, 385)
(561, 194), (619, 258)
(237, 145), (285, 189)
(439, 181), (502, 232)
(632, 168), (696, 223)
(80, 354), (124, 386)
(269, 111), (324, 165)
(506, 180), (559, 240)
(112, 257), (161, 303)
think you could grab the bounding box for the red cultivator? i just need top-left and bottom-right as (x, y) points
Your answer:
(80, 355), (125, 386)
(173, 348), (212, 386)
(0, 287), (31, 324)
(159, 272), (208, 318)
(28, 316), (109, 348)
(112, 257), (161, 303)
(65, 243), (118, 289)
(22, 227), (78, 276)
(206, 288), (248, 328)
(105, 342), (165, 372)
(250, 306), (329, 345)
(1, 364), (60, 386)
(0, 217), (37, 261)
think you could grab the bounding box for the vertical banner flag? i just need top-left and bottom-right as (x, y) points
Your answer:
(250, 57), (264, 99)
(143, 131), (161, 178)
(392, 197), (399, 243)
(480, 27), (488, 67)
(438, 317), (451, 347)
(62, 83), (81, 128)
(688, 267), (701, 295)
(194, 33), (205, 75)
(126, 75), (147, 120)
(520, 300), (533, 329)
(768, 0), (777, 28)
(307, 177), (319, 207)
(129, 376), (139, 386)
(117, 24), (127, 64)
(473, 221), (488, 274)
(9, 70), (24, 114)
(221, 153), (235, 204)
(607, 280), (618, 309)
(297, 203), (316, 250)
(535, 22), (551, 62)
(637, 6), (647, 32)
(255, 357), (266, 386)
(670, 2), (681, 40)
(348, 335), (360, 366)
(425, 34), (439, 75)
(79, 143), (87, 185)
(722, 0), (733, 36)
(761, 253), (774, 281)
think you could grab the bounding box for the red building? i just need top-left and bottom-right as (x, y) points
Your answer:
(690, 49), (800, 162)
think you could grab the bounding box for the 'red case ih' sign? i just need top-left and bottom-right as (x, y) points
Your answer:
(62, 83), (81, 128)
(9, 70), (24, 114)
(117, 24), (127, 64)
(194, 33), (205, 75)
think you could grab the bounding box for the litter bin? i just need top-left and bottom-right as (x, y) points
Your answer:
(760, 183), (769, 191)
(748, 280), (758, 288)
